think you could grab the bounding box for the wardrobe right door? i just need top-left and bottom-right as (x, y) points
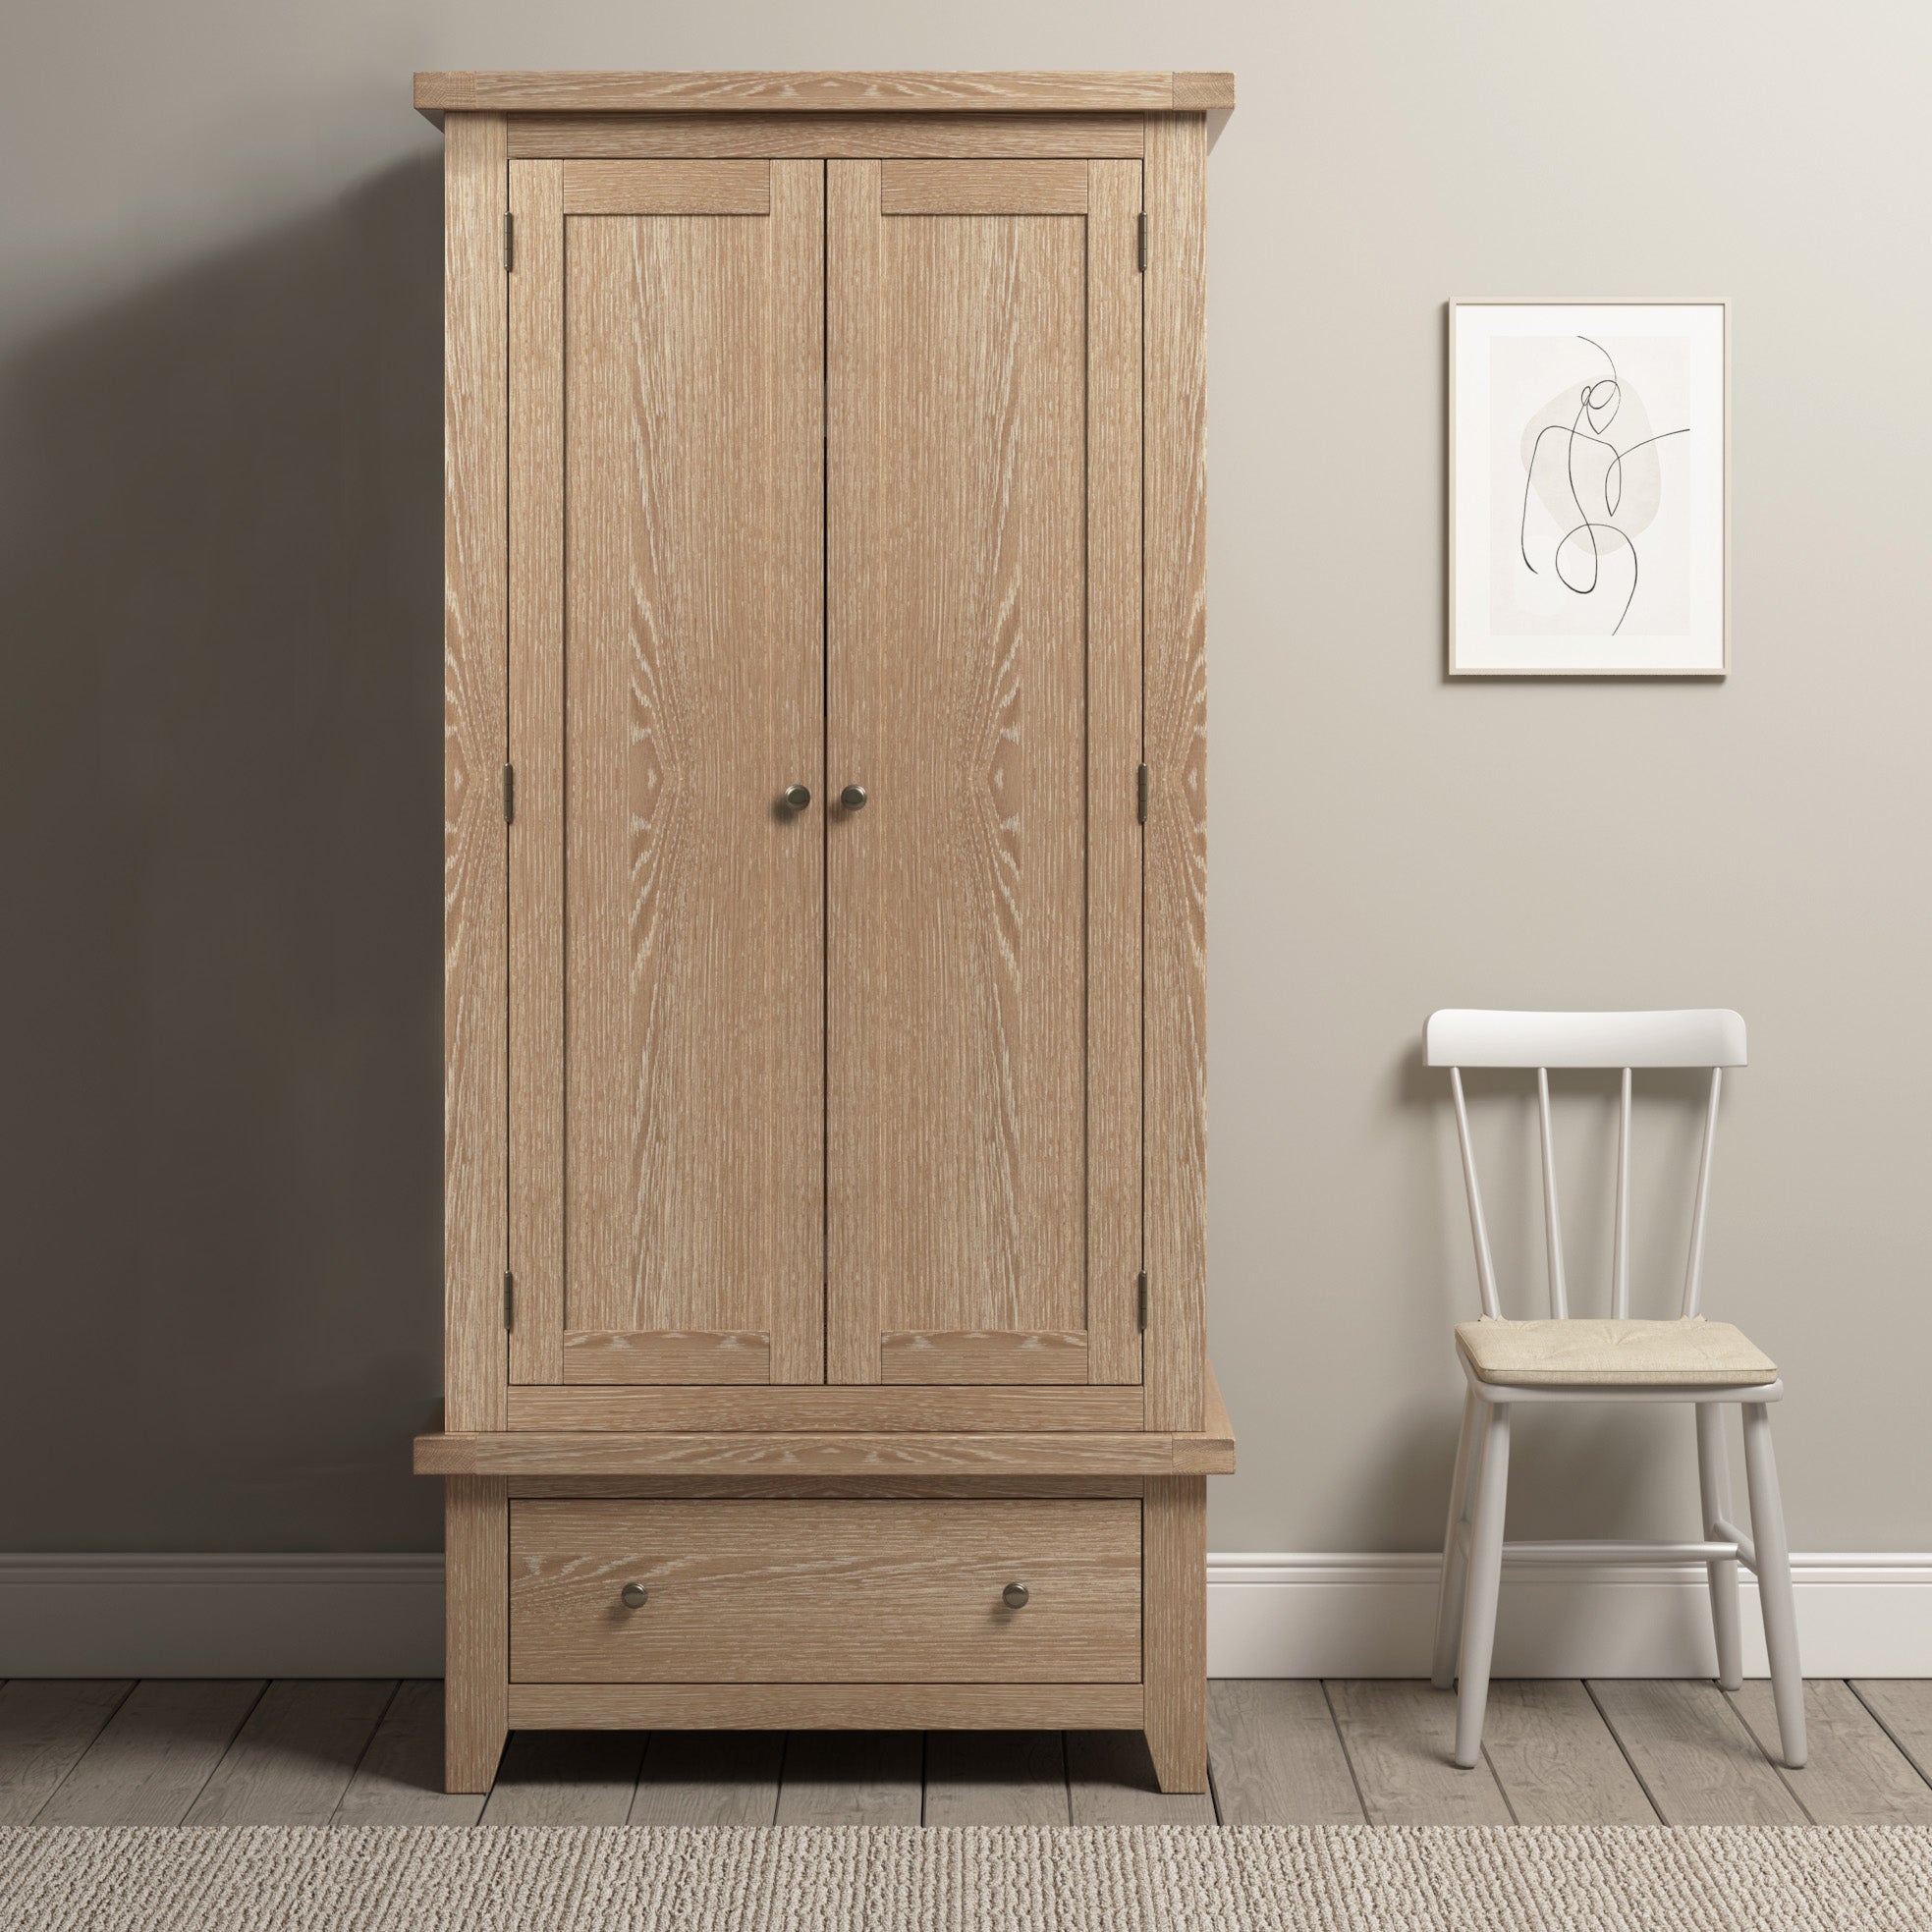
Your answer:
(825, 157), (1145, 1390)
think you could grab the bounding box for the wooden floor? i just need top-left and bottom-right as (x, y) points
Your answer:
(3, 1680), (1930, 1827)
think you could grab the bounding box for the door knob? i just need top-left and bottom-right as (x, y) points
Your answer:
(782, 784), (811, 810)
(620, 1583), (648, 1609)
(1002, 1582), (1029, 1610)
(840, 784), (868, 811)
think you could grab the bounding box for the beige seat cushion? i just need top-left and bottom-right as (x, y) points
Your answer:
(1455, 1316), (1777, 1388)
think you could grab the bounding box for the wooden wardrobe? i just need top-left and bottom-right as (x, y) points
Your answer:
(414, 70), (1235, 1795)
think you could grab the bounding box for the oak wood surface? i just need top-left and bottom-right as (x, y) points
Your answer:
(877, 157), (1088, 213)
(774, 1731), (924, 1824)
(1324, 1680), (1514, 1824)
(0, 1681), (131, 1823)
(509, 1498), (1141, 1684)
(34, 1680), (264, 1826)
(477, 1728), (648, 1824)
(508, 113), (1146, 160)
(508, 1683), (1144, 1730)
(507, 1477), (1147, 1501)
(1205, 1680), (1363, 1824)
(1854, 1679), (1932, 1786)
(182, 1680), (395, 1826)
(1477, 1679), (1657, 1824)
(1142, 1475), (1208, 1792)
(1068, 1729), (1216, 1823)
(562, 158), (824, 1380)
(506, 1384), (1145, 1432)
(629, 1731), (783, 1824)
(442, 111), (510, 1432)
(922, 1729), (1071, 1824)
(878, 1330), (1087, 1384)
(1589, 1678), (1808, 1824)
(562, 1331), (772, 1384)
(332, 1681), (488, 1826)
(1731, 1679), (1932, 1824)
(561, 158), (770, 212)
(444, 1476), (509, 1792)
(418, 73), (1236, 115)
(1139, 114), (1209, 1431)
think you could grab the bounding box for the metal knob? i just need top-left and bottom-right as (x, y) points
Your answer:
(620, 1583), (648, 1610)
(1002, 1582), (1029, 1610)
(840, 784), (868, 811)
(782, 784), (811, 810)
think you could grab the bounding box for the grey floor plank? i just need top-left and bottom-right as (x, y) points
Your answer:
(1589, 1679), (1807, 1824)
(1066, 1731), (1216, 1824)
(35, 1680), (265, 1825)
(333, 1680), (488, 1827)
(629, 1731), (783, 1826)
(774, 1732), (922, 1826)
(1480, 1680), (1658, 1825)
(1206, 1681), (1363, 1825)
(0, 1682), (133, 1825)
(1852, 1681), (1932, 1788)
(923, 1730), (1070, 1826)
(1731, 1680), (1932, 1825)
(185, 1680), (396, 1826)
(1323, 1681), (1513, 1825)
(478, 1729), (646, 1826)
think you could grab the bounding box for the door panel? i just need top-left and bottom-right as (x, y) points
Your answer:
(825, 157), (1144, 1386)
(508, 157), (826, 1384)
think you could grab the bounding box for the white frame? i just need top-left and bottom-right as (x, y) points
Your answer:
(1448, 298), (1730, 679)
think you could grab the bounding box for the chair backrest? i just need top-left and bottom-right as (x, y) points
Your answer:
(1424, 1010), (1747, 1323)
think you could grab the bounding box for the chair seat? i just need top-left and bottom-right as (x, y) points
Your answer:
(1455, 1316), (1778, 1388)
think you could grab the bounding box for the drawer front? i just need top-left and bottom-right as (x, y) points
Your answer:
(509, 1498), (1141, 1684)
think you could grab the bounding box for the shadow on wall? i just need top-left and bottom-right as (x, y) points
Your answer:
(0, 155), (446, 1550)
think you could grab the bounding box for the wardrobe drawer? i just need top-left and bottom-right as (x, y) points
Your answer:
(509, 1498), (1142, 1684)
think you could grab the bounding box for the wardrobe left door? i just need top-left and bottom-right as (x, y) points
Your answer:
(508, 157), (827, 1389)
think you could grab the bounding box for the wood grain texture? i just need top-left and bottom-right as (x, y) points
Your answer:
(1139, 114), (1209, 1432)
(509, 114), (1146, 160)
(1205, 1680), (1364, 1824)
(0, 1680), (130, 1823)
(629, 1731), (783, 1824)
(34, 1680), (264, 1826)
(1589, 1678), (1807, 1824)
(418, 73), (1210, 114)
(1171, 74), (1238, 110)
(827, 158), (1091, 1384)
(444, 1476), (508, 1793)
(879, 1331), (1087, 1384)
(563, 1331), (772, 1384)
(562, 158), (770, 213)
(1732, 1679), (1932, 1825)
(923, 1729), (1071, 1824)
(1068, 1729), (1216, 1823)
(510, 1683), (1143, 1730)
(1479, 1680), (1658, 1824)
(878, 158), (1087, 213)
(509, 1498), (1141, 1684)
(1853, 1680), (1932, 1787)
(183, 1680), (395, 1826)
(775, 1731), (923, 1824)
(1142, 1474), (1207, 1793)
(507, 1477), (1147, 1501)
(443, 111), (510, 1432)
(507, 1384), (1144, 1432)
(1085, 156), (1146, 1387)
(477, 1729), (647, 1824)
(564, 159), (824, 1382)
(333, 1681), (488, 1826)
(508, 156), (565, 1385)
(1324, 1681), (1513, 1824)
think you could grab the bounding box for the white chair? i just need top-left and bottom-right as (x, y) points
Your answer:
(1426, 1009), (1805, 1771)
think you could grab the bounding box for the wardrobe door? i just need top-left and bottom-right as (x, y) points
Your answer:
(507, 158), (825, 1387)
(826, 159), (1144, 1388)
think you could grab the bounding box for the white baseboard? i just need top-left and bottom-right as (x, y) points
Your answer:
(1, 1551), (1926, 1680)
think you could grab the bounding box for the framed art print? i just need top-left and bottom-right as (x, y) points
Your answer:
(1449, 300), (1728, 676)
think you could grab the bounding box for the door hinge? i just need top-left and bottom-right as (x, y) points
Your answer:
(1136, 1270), (1149, 1332)
(1136, 763), (1149, 824)
(1136, 211), (1148, 272)
(503, 211), (515, 271)
(502, 763), (516, 823)
(503, 1270), (515, 1331)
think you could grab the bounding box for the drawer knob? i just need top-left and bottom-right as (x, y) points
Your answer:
(1002, 1582), (1029, 1610)
(840, 783), (868, 812)
(781, 784), (811, 811)
(620, 1583), (648, 1610)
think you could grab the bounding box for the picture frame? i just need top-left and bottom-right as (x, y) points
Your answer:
(1448, 299), (1729, 677)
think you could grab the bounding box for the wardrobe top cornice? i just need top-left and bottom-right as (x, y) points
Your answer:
(414, 70), (1236, 123)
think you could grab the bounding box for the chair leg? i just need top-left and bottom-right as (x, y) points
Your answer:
(1431, 1390), (1481, 1689)
(1453, 1402), (1511, 1769)
(1695, 1403), (1743, 1691)
(1741, 1402), (1807, 1769)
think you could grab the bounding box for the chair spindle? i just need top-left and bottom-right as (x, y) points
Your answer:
(1536, 1066), (1568, 1318)
(1612, 1066), (1632, 1318)
(1449, 1068), (1502, 1320)
(1682, 1066), (1722, 1317)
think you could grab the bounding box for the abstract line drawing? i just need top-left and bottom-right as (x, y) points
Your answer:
(1517, 336), (1688, 635)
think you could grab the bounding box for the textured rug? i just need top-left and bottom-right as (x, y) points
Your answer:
(3, 1825), (1930, 1930)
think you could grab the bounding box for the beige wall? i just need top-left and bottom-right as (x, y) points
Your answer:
(3, 2), (1925, 1556)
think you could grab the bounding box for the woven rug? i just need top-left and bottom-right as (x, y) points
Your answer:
(4, 1825), (1929, 1930)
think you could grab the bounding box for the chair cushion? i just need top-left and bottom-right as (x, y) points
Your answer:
(1454, 1316), (1778, 1388)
